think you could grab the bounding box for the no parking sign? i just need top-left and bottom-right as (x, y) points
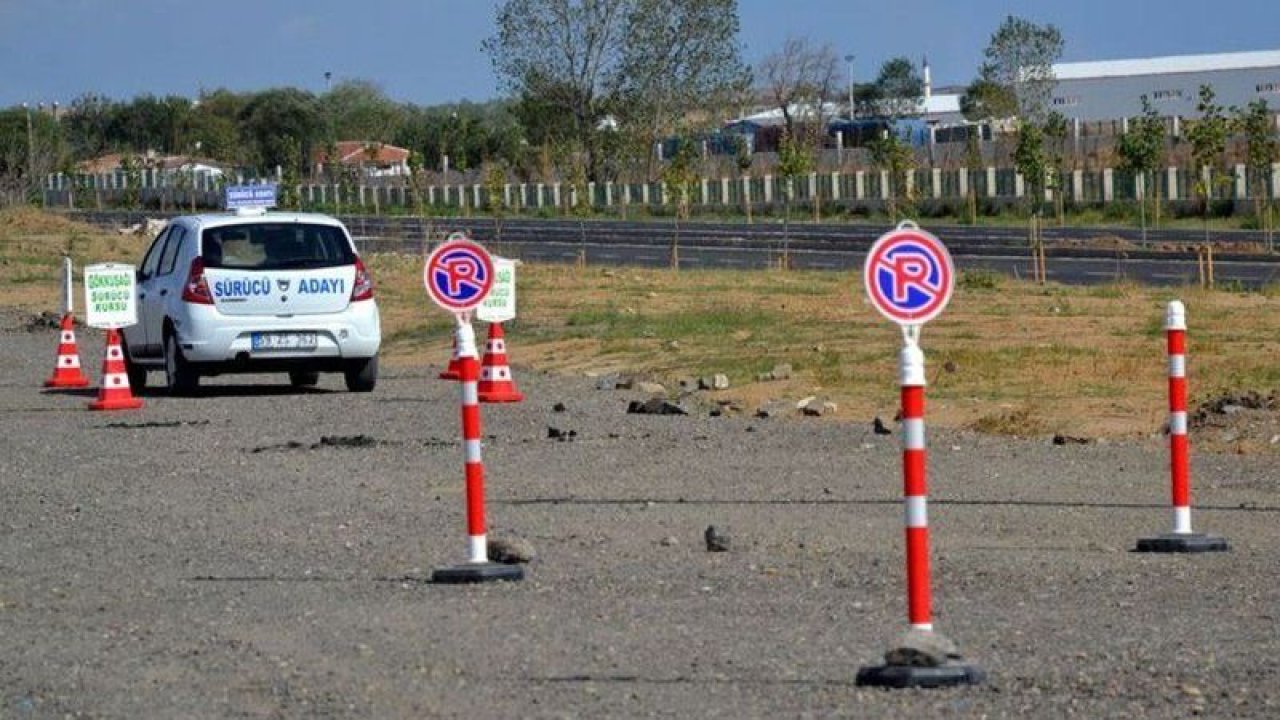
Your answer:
(424, 236), (495, 314)
(863, 221), (954, 327)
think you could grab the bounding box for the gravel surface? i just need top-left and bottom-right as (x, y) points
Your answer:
(2, 309), (1279, 719)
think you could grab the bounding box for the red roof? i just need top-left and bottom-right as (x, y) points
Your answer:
(315, 141), (410, 166)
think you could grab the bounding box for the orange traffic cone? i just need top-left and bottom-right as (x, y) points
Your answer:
(44, 313), (91, 388)
(88, 329), (144, 411)
(477, 322), (524, 403)
(439, 336), (462, 380)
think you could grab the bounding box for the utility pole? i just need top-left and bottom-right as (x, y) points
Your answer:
(844, 54), (856, 119)
(23, 102), (35, 203)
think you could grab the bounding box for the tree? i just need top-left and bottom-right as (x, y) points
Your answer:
(613, 0), (750, 177)
(1236, 98), (1278, 249)
(868, 130), (915, 222)
(237, 88), (323, 176)
(963, 127), (985, 224)
(869, 57), (924, 119)
(760, 36), (838, 229)
(0, 107), (64, 207)
(1185, 84), (1234, 277)
(1116, 95), (1166, 241)
(964, 15), (1063, 123)
(759, 36), (839, 141)
(1042, 111), (1069, 224)
(1012, 120), (1048, 211)
(320, 79), (402, 143)
(1185, 85), (1232, 220)
(190, 89), (248, 165)
(62, 93), (118, 159)
(484, 0), (628, 182)
(960, 79), (1017, 123)
(485, 0), (746, 183)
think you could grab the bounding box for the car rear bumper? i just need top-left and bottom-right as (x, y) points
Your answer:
(173, 299), (381, 364)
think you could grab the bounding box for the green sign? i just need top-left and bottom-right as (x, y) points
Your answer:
(476, 257), (516, 323)
(84, 263), (137, 329)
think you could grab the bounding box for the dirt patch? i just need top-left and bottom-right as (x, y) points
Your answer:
(1190, 390), (1280, 454)
(249, 434), (389, 453)
(1051, 234), (1140, 251)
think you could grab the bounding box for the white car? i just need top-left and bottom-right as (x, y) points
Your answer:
(122, 208), (381, 394)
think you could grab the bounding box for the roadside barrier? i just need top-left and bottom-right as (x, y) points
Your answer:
(477, 322), (524, 403)
(88, 329), (143, 411)
(856, 339), (983, 688)
(432, 320), (522, 583)
(1136, 301), (1229, 553)
(899, 344), (933, 631)
(44, 313), (91, 388)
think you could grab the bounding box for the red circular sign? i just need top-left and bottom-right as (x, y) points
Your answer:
(424, 239), (494, 312)
(863, 225), (954, 326)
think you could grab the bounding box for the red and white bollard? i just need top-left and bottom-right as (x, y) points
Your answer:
(432, 317), (524, 583)
(1137, 301), (1228, 553)
(900, 342), (932, 631)
(857, 335), (983, 688)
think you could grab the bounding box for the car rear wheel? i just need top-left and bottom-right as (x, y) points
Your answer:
(164, 332), (199, 396)
(344, 356), (377, 392)
(289, 370), (320, 388)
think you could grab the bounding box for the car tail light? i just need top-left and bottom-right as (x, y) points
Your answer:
(181, 257), (214, 305)
(351, 257), (374, 301)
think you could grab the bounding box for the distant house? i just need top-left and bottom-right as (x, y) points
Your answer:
(76, 151), (226, 180)
(313, 141), (411, 178)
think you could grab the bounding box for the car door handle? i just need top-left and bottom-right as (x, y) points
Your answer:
(159, 289), (168, 297)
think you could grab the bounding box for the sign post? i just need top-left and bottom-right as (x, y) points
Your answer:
(423, 236), (522, 584)
(84, 263), (137, 330)
(83, 263), (143, 411)
(855, 221), (983, 689)
(476, 257), (517, 324)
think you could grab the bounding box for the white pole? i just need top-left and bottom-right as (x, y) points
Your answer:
(63, 257), (73, 314)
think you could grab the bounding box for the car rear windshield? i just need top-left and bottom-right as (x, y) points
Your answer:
(201, 223), (356, 270)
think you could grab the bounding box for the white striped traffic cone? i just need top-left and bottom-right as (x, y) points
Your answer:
(44, 313), (91, 388)
(88, 329), (143, 411)
(477, 322), (524, 403)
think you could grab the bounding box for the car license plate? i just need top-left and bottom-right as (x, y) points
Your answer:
(251, 332), (318, 351)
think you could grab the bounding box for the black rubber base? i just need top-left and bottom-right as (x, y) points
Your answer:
(1135, 533), (1230, 553)
(856, 662), (986, 689)
(431, 562), (525, 584)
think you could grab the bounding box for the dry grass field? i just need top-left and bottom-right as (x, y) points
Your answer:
(3, 207), (1278, 447)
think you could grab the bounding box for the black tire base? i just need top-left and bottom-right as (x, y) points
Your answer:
(855, 662), (986, 689)
(1135, 533), (1230, 553)
(431, 562), (525, 584)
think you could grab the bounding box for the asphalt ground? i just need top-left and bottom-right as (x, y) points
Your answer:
(2, 310), (1279, 719)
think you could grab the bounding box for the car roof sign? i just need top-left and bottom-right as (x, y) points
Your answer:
(225, 184), (278, 211)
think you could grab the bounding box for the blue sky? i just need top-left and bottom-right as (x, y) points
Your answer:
(2, 0), (1278, 108)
